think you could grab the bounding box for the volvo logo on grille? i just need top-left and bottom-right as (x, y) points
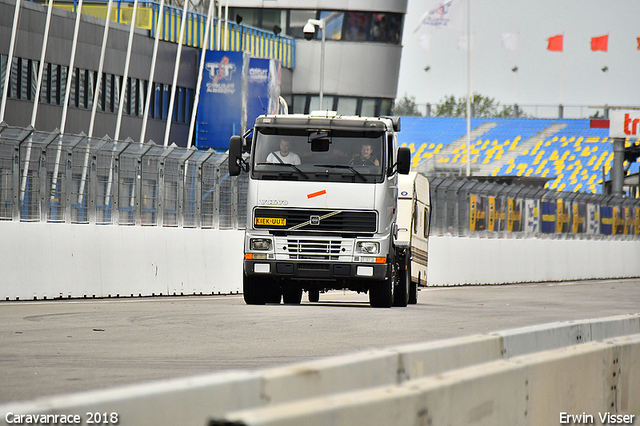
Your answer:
(310, 215), (320, 225)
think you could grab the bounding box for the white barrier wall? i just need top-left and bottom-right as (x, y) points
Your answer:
(427, 236), (640, 286)
(0, 222), (244, 300)
(3, 223), (640, 300)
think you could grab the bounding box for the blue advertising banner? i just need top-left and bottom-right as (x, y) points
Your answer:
(247, 58), (281, 128)
(196, 51), (249, 151)
(541, 201), (556, 233)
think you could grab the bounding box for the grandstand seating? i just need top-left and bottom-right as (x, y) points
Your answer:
(399, 117), (639, 194)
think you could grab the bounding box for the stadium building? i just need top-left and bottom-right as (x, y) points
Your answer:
(0, 0), (408, 146)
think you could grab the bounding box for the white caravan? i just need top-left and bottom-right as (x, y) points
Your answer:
(397, 172), (431, 291)
(228, 112), (412, 307)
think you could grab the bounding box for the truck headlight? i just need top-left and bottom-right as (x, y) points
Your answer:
(356, 241), (379, 254)
(250, 238), (272, 251)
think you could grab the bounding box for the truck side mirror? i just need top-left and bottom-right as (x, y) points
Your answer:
(228, 135), (243, 176)
(397, 147), (411, 175)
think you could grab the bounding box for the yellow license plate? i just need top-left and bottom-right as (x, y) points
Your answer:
(255, 217), (286, 226)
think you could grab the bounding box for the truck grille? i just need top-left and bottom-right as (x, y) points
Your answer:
(254, 208), (376, 233)
(286, 239), (342, 260)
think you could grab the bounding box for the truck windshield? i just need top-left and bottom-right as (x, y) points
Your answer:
(251, 128), (385, 183)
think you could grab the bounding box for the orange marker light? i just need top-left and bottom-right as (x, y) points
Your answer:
(376, 257), (386, 263)
(245, 253), (253, 260)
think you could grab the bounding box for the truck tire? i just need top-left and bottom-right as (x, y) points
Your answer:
(369, 263), (395, 308)
(308, 289), (320, 303)
(244, 276), (280, 305)
(408, 280), (418, 305)
(282, 287), (303, 304)
(243, 274), (266, 305)
(393, 249), (409, 307)
(266, 283), (282, 304)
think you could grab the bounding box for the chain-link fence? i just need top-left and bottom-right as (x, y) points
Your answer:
(0, 124), (246, 228)
(429, 177), (640, 240)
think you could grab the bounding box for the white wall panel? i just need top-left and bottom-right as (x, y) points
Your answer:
(427, 236), (640, 286)
(0, 222), (243, 300)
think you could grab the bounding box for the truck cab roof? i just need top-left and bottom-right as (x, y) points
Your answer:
(254, 113), (401, 133)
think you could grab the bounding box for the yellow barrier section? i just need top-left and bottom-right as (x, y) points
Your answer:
(53, 4), (295, 68)
(54, 4), (152, 29)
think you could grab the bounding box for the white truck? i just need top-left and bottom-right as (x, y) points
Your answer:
(228, 111), (412, 307)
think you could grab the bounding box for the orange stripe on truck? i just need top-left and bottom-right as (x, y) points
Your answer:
(307, 190), (327, 199)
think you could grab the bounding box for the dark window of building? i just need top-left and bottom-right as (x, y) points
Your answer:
(59, 66), (68, 106)
(162, 84), (170, 119)
(70, 67), (78, 107)
(313, 10), (403, 44)
(0, 55), (6, 97)
(11, 57), (20, 99)
(288, 10), (317, 38)
(153, 83), (162, 119)
(100, 72), (107, 112)
(371, 13), (402, 44)
(41, 62), (50, 103)
(319, 11), (344, 40)
(344, 12), (370, 41)
(125, 77), (131, 115)
(106, 73), (113, 112)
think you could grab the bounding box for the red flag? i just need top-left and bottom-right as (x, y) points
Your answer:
(637, 37), (640, 50)
(547, 34), (563, 52)
(591, 35), (608, 51)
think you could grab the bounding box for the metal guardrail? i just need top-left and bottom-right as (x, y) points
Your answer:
(0, 124), (246, 228)
(417, 103), (611, 120)
(429, 176), (640, 239)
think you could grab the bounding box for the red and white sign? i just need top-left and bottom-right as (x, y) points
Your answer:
(610, 110), (640, 138)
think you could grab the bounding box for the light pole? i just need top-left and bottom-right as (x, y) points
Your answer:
(602, 66), (609, 118)
(304, 18), (326, 109)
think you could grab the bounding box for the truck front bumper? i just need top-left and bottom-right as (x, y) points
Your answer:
(244, 259), (388, 281)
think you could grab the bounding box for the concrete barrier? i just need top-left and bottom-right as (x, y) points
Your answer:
(213, 335), (640, 426)
(427, 236), (640, 286)
(0, 222), (244, 300)
(1, 314), (638, 426)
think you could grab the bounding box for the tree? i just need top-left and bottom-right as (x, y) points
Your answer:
(393, 94), (422, 116)
(433, 93), (525, 118)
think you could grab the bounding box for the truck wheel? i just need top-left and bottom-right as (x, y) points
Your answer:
(282, 287), (302, 304)
(266, 282), (282, 304)
(408, 281), (418, 305)
(393, 250), (409, 307)
(243, 274), (266, 305)
(409, 272), (419, 305)
(308, 289), (320, 303)
(369, 263), (395, 308)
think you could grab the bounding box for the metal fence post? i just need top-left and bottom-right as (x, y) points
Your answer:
(135, 156), (142, 226)
(213, 164), (220, 229)
(39, 144), (48, 222)
(195, 161), (202, 228)
(12, 141), (20, 221)
(112, 144), (122, 225)
(231, 176), (238, 229)
(64, 145), (73, 223)
(88, 150), (97, 224)
(39, 130), (60, 222)
(157, 156), (166, 227)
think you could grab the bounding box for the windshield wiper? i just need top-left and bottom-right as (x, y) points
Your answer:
(313, 164), (367, 182)
(256, 163), (308, 179)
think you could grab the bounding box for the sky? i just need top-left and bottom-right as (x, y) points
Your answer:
(397, 0), (640, 117)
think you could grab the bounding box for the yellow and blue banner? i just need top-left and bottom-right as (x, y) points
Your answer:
(541, 201), (556, 233)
